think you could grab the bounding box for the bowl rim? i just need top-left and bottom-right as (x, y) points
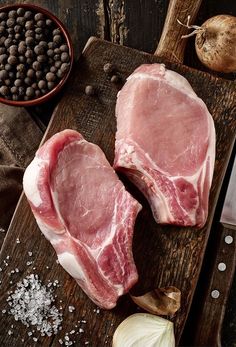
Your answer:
(0, 3), (74, 107)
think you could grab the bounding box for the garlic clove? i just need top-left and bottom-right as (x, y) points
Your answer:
(131, 286), (181, 316)
(112, 313), (175, 347)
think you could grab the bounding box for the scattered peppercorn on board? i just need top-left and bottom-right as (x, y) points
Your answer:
(0, 38), (236, 347)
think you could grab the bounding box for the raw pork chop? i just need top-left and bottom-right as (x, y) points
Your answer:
(23, 129), (141, 309)
(114, 64), (215, 228)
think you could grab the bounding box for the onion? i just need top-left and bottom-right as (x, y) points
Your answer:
(178, 15), (236, 73)
(195, 15), (236, 73)
(112, 313), (175, 347)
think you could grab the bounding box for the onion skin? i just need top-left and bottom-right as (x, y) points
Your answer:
(195, 15), (236, 73)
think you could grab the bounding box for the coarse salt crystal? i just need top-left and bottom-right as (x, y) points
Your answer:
(28, 252), (33, 257)
(16, 238), (20, 244)
(6, 274), (62, 336)
(68, 306), (75, 313)
(8, 330), (13, 335)
(79, 328), (84, 333)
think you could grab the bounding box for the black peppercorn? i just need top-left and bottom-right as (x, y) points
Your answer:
(16, 71), (24, 79)
(7, 55), (18, 65)
(26, 86), (35, 97)
(34, 13), (44, 21)
(39, 41), (48, 49)
(85, 85), (95, 96)
(48, 42), (56, 49)
(35, 27), (42, 34)
(37, 55), (47, 63)
(18, 44), (27, 54)
(47, 49), (54, 57)
(0, 70), (8, 80)
(60, 62), (69, 73)
(32, 61), (41, 71)
(53, 35), (62, 45)
(14, 25), (22, 33)
(0, 26), (5, 34)
(14, 79), (22, 87)
(34, 71), (42, 80)
(35, 89), (41, 97)
(47, 81), (55, 90)
(18, 86), (25, 96)
(54, 48), (60, 55)
(50, 66), (57, 73)
(24, 11), (33, 20)
(46, 19), (53, 27)
(34, 45), (44, 55)
(32, 82), (37, 89)
(0, 54), (8, 64)
(17, 8), (25, 16)
(15, 33), (21, 40)
(0, 37), (6, 46)
(25, 30), (34, 37)
(0, 47), (6, 55)
(8, 10), (17, 19)
(60, 44), (69, 52)
(54, 54), (60, 61)
(110, 74), (120, 83)
(9, 45), (18, 55)
(103, 63), (114, 74)
(25, 37), (34, 46)
(5, 79), (11, 86)
(0, 85), (9, 95)
(25, 20), (34, 30)
(37, 20), (45, 28)
(5, 63), (12, 71)
(6, 18), (15, 27)
(18, 56), (26, 63)
(0, 13), (7, 21)
(55, 60), (62, 69)
(61, 52), (69, 63)
(35, 34), (43, 41)
(8, 71), (14, 79)
(26, 57), (33, 65)
(16, 64), (25, 72)
(53, 28), (61, 36)
(25, 49), (34, 58)
(46, 72), (56, 82)
(16, 16), (26, 25)
(38, 80), (46, 89)
(24, 77), (31, 85)
(4, 38), (13, 48)
(27, 69), (35, 78)
(11, 86), (18, 94)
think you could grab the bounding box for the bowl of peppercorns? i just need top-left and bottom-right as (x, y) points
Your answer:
(0, 3), (73, 106)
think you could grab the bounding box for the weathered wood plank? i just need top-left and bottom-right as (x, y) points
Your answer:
(0, 38), (235, 347)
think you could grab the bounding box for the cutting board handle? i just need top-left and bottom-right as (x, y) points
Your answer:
(155, 0), (203, 63)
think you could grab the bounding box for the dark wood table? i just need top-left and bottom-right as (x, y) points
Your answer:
(0, 0), (235, 346)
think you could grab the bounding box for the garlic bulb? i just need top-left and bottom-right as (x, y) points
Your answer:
(131, 286), (181, 316)
(112, 313), (175, 347)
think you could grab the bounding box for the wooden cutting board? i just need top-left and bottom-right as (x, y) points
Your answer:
(0, 36), (235, 347)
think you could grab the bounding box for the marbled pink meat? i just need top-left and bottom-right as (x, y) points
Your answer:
(23, 129), (141, 309)
(114, 64), (215, 228)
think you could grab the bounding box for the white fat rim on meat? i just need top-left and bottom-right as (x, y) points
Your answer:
(126, 65), (200, 102)
(23, 156), (46, 207)
(58, 252), (86, 281)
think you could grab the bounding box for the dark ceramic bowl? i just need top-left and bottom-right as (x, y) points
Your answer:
(0, 3), (74, 107)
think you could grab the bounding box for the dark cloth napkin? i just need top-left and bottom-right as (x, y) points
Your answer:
(0, 105), (43, 246)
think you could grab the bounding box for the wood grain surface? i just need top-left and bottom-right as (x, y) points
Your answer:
(0, 38), (235, 347)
